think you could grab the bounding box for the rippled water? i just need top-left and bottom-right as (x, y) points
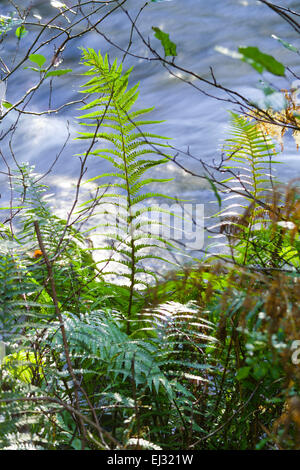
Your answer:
(0, 0), (299, 259)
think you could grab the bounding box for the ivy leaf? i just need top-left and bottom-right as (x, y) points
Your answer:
(152, 27), (177, 57)
(45, 69), (72, 78)
(29, 54), (46, 68)
(238, 46), (285, 76)
(15, 25), (28, 39)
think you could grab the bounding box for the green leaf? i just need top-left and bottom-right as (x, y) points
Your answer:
(45, 69), (72, 78)
(2, 100), (13, 109)
(236, 366), (251, 381)
(15, 25), (28, 39)
(238, 46), (285, 76)
(29, 53), (46, 68)
(152, 27), (177, 57)
(71, 438), (83, 450)
(272, 34), (299, 54)
(253, 363), (268, 380)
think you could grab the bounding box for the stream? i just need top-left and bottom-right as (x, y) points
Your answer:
(0, 0), (300, 266)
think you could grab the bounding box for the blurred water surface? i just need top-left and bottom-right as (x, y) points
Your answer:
(0, 0), (299, 253)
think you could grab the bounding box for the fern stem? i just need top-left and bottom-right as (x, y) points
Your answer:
(107, 77), (136, 331)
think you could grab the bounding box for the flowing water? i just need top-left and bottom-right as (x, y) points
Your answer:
(0, 0), (299, 264)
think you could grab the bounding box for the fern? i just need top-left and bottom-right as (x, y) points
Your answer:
(77, 49), (176, 329)
(44, 302), (215, 448)
(0, 240), (47, 344)
(209, 112), (280, 265)
(223, 112), (278, 204)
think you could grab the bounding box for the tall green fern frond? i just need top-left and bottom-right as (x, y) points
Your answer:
(77, 49), (176, 328)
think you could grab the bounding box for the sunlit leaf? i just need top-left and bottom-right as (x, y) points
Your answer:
(15, 25), (28, 39)
(2, 101), (13, 109)
(2, 350), (44, 384)
(29, 54), (46, 68)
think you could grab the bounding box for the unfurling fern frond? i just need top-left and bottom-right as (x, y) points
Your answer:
(77, 49), (176, 329)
